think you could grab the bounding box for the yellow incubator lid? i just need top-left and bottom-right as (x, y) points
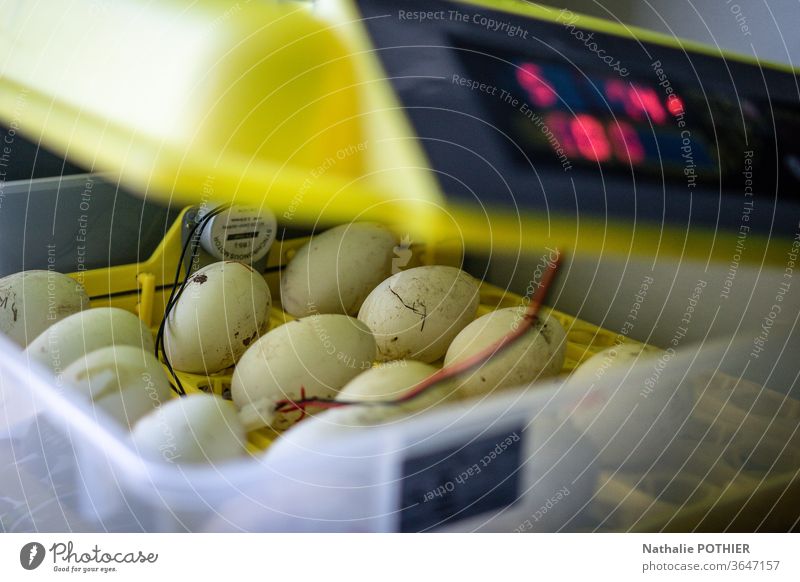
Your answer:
(3, 0), (799, 264)
(0, 0), (443, 240)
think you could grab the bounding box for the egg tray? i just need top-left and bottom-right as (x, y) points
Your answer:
(160, 281), (636, 454)
(586, 371), (800, 532)
(72, 211), (640, 460)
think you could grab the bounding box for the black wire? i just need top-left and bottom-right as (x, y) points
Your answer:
(155, 204), (233, 395)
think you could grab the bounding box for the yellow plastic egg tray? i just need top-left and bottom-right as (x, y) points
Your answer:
(71, 207), (639, 454)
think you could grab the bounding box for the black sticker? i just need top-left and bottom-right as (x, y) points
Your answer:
(399, 426), (524, 531)
(226, 231), (259, 241)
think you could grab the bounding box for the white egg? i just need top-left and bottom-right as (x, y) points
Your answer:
(562, 343), (686, 468)
(163, 261), (271, 374)
(444, 307), (566, 399)
(131, 394), (246, 464)
(335, 360), (454, 423)
(232, 314), (376, 430)
(269, 378), (451, 459)
(280, 223), (398, 317)
(268, 365), (460, 459)
(62, 345), (173, 430)
(266, 362), (450, 449)
(25, 307), (154, 373)
(336, 360), (437, 403)
(0, 270), (89, 347)
(569, 343), (660, 386)
(357, 265), (479, 363)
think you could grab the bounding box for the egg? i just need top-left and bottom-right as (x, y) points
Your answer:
(62, 345), (173, 430)
(280, 222), (398, 317)
(163, 261), (271, 374)
(268, 366), (453, 459)
(568, 343), (660, 386)
(232, 314), (376, 430)
(25, 307), (154, 373)
(357, 265), (479, 363)
(563, 343), (687, 468)
(131, 394), (246, 464)
(334, 360), (454, 422)
(0, 270), (89, 347)
(444, 307), (566, 399)
(336, 360), (437, 403)
(267, 361), (447, 447)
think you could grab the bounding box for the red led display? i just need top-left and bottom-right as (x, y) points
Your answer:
(546, 112), (580, 158)
(604, 79), (667, 124)
(512, 61), (685, 167)
(633, 85), (668, 124)
(571, 114), (612, 162)
(515, 63), (558, 108)
(667, 95), (685, 116)
(546, 113), (646, 166)
(610, 121), (645, 164)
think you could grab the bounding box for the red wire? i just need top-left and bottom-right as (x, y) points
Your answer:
(293, 386), (308, 420)
(274, 250), (562, 415)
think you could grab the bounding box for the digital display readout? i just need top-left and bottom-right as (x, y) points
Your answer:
(514, 62), (687, 164)
(459, 49), (720, 177)
(492, 57), (716, 174)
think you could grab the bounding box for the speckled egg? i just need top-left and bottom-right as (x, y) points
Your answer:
(0, 270), (89, 347)
(232, 314), (376, 431)
(444, 307), (566, 398)
(357, 265), (479, 363)
(163, 261), (271, 374)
